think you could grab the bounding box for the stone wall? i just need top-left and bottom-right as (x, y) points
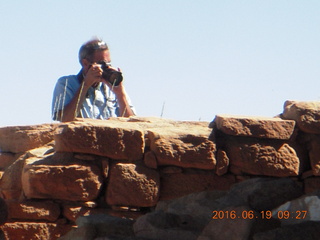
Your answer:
(0, 100), (320, 239)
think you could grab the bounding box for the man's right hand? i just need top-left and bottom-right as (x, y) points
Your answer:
(83, 64), (103, 88)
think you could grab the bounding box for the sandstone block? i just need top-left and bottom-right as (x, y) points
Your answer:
(226, 139), (300, 177)
(282, 100), (320, 134)
(1, 222), (72, 240)
(0, 152), (17, 170)
(0, 154), (26, 200)
(22, 157), (103, 201)
(213, 114), (295, 139)
(0, 198), (7, 225)
(6, 200), (60, 222)
(0, 124), (56, 153)
(159, 169), (235, 200)
(151, 137), (216, 170)
(54, 119), (145, 161)
(141, 119), (216, 170)
(106, 163), (160, 207)
(144, 151), (158, 169)
(216, 150), (229, 176)
(305, 134), (320, 175)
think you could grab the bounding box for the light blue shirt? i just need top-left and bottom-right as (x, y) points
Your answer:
(52, 73), (135, 121)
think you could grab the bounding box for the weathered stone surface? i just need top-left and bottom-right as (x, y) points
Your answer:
(60, 214), (135, 240)
(1, 222), (72, 240)
(54, 118), (145, 161)
(0, 154), (26, 200)
(198, 205), (255, 240)
(0, 152), (17, 170)
(159, 169), (235, 200)
(134, 210), (201, 240)
(253, 221), (320, 240)
(6, 200), (60, 222)
(282, 100), (320, 134)
(0, 124), (56, 153)
(22, 156), (103, 201)
(151, 137), (216, 170)
(0, 198), (7, 226)
(305, 134), (320, 175)
(136, 119), (216, 170)
(226, 138), (300, 177)
(213, 114), (295, 139)
(271, 191), (320, 225)
(144, 151), (158, 169)
(215, 150), (229, 176)
(304, 177), (320, 194)
(156, 190), (226, 224)
(62, 205), (94, 223)
(106, 162), (160, 207)
(217, 178), (304, 212)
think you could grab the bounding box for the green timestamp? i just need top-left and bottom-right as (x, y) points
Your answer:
(212, 210), (308, 220)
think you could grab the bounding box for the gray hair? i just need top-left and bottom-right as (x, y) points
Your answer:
(78, 38), (109, 64)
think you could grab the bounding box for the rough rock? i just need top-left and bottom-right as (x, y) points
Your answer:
(6, 200), (60, 222)
(156, 190), (226, 224)
(54, 119), (145, 161)
(159, 169), (235, 200)
(1, 222), (72, 240)
(212, 114), (295, 139)
(271, 191), (320, 225)
(150, 135), (216, 170)
(106, 162), (160, 207)
(22, 154), (103, 201)
(215, 149), (229, 176)
(198, 205), (255, 240)
(146, 120), (215, 170)
(226, 138), (300, 177)
(304, 177), (320, 193)
(0, 198), (7, 225)
(144, 151), (158, 169)
(0, 124), (56, 153)
(134, 210), (201, 240)
(0, 154), (27, 200)
(217, 178), (304, 211)
(0, 152), (18, 170)
(253, 221), (320, 240)
(282, 100), (320, 134)
(305, 134), (320, 175)
(59, 214), (135, 240)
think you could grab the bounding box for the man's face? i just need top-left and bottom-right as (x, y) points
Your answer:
(82, 49), (111, 74)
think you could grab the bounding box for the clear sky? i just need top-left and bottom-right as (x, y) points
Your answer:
(0, 0), (320, 127)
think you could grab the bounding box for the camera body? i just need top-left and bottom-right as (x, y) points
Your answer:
(97, 61), (123, 86)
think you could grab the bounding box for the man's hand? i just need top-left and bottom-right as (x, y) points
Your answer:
(83, 64), (103, 88)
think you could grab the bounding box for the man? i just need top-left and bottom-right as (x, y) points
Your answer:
(52, 38), (135, 122)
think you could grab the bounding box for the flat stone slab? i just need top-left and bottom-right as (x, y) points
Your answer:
(212, 114), (295, 139)
(282, 100), (320, 134)
(54, 118), (145, 161)
(55, 117), (216, 169)
(0, 124), (56, 153)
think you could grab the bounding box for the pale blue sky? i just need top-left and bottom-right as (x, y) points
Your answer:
(0, 0), (320, 127)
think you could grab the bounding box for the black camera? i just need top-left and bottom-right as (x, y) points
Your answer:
(99, 61), (123, 86)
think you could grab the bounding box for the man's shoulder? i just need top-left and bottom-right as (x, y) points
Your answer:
(57, 74), (78, 83)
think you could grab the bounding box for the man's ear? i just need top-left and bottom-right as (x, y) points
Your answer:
(81, 58), (90, 68)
